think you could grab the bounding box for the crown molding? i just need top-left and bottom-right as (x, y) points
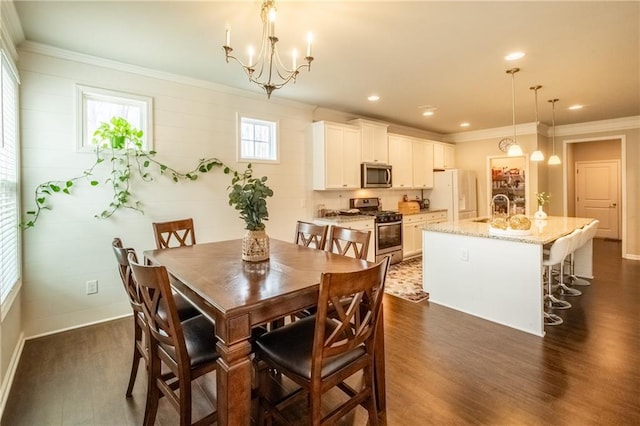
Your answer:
(446, 116), (640, 143)
(18, 41), (316, 112)
(1, 0), (25, 62)
(552, 116), (640, 137)
(446, 122), (539, 143)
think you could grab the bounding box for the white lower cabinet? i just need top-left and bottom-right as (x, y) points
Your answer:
(403, 215), (426, 258)
(313, 219), (375, 263)
(402, 210), (448, 258)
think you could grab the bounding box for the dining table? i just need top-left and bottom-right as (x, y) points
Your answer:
(144, 238), (387, 425)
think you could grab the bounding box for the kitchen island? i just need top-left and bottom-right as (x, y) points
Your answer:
(422, 216), (595, 336)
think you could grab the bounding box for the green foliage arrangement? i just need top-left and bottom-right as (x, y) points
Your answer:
(535, 192), (551, 206)
(228, 168), (274, 231)
(21, 117), (273, 229)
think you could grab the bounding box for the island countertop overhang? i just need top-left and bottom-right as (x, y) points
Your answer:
(423, 216), (595, 245)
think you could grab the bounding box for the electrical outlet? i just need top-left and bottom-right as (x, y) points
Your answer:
(460, 249), (469, 262)
(86, 280), (98, 294)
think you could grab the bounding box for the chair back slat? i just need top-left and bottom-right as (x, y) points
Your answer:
(294, 221), (328, 250)
(325, 225), (371, 260)
(152, 218), (196, 249)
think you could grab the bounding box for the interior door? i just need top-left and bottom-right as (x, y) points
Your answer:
(576, 160), (620, 239)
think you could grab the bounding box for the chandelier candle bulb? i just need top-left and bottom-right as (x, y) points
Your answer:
(307, 32), (313, 57)
(225, 29), (230, 47)
(248, 46), (254, 66)
(292, 48), (297, 68)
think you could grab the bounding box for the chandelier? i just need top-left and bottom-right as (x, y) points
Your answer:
(223, 0), (314, 99)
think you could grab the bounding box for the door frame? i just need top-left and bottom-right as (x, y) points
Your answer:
(562, 135), (627, 257)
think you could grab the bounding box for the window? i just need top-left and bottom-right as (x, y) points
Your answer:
(1, 49), (19, 307)
(238, 115), (279, 163)
(76, 85), (153, 152)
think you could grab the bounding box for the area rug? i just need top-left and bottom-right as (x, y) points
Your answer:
(384, 256), (430, 303)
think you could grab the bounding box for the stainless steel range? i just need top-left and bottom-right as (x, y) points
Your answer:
(350, 198), (403, 265)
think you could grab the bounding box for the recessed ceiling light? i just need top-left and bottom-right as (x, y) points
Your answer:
(568, 104), (583, 110)
(460, 122), (470, 128)
(505, 52), (525, 61)
(422, 111), (434, 117)
(367, 95), (380, 102)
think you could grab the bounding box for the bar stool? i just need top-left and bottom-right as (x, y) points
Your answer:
(569, 220), (599, 286)
(557, 228), (583, 297)
(542, 232), (572, 326)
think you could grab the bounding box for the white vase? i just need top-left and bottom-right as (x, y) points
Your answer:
(242, 229), (270, 262)
(534, 205), (548, 220)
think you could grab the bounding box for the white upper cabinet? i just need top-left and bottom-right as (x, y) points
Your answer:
(412, 139), (434, 188)
(388, 134), (413, 188)
(349, 119), (389, 164)
(313, 121), (361, 190)
(433, 143), (456, 169)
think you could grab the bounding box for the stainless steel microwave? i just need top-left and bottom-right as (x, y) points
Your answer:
(361, 163), (392, 188)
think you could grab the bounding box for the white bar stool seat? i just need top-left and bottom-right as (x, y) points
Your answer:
(570, 220), (600, 286)
(557, 228), (583, 297)
(542, 232), (572, 326)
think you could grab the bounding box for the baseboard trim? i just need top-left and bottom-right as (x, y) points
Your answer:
(25, 313), (132, 341)
(0, 331), (25, 420)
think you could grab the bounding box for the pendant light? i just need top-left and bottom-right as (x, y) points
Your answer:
(506, 68), (523, 157)
(547, 98), (561, 165)
(529, 85), (544, 162)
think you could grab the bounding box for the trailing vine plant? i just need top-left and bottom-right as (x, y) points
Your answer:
(21, 117), (272, 229)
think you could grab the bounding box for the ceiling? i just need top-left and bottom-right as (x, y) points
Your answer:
(11, 1), (640, 135)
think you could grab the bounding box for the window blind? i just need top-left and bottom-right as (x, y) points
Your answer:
(0, 50), (19, 304)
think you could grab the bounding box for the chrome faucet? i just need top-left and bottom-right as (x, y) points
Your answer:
(491, 194), (510, 217)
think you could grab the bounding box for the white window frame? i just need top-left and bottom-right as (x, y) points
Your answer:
(76, 85), (153, 152)
(237, 113), (279, 164)
(0, 48), (21, 317)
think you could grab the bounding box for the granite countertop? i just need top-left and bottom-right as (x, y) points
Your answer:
(423, 216), (595, 245)
(314, 215), (373, 223)
(418, 208), (447, 214)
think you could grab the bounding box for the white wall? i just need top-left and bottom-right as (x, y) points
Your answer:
(18, 49), (314, 337)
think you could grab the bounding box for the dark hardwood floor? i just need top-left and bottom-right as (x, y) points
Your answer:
(2, 238), (639, 425)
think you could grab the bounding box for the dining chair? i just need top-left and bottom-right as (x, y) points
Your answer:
(128, 254), (219, 426)
(152, 218), (196, 249)
(111, 238), (201, 397)
(254, 257), (390, 425)
(324, 225), (371, 260)
(294, 221), (328, 250)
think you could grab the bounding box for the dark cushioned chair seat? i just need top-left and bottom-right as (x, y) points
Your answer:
(255, 316), (365, 380)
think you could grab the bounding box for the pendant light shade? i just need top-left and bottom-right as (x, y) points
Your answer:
(506, 68), (523, 157)
(529, 85), (544, 162)
(530, 150), (545, 161)
(547, 98), (561, 166)
(548, 154), (561, 165)
(507, 143), (523, 156)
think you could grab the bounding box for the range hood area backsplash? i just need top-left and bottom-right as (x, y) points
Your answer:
(312, 188), (430, 216)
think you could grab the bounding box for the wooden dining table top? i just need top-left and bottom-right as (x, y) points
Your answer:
(143, 238), (370, 317)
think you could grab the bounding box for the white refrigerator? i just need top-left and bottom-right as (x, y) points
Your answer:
(430, 169), (477, 221)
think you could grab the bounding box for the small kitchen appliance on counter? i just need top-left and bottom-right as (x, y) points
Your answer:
(349, 197), (403, 264)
